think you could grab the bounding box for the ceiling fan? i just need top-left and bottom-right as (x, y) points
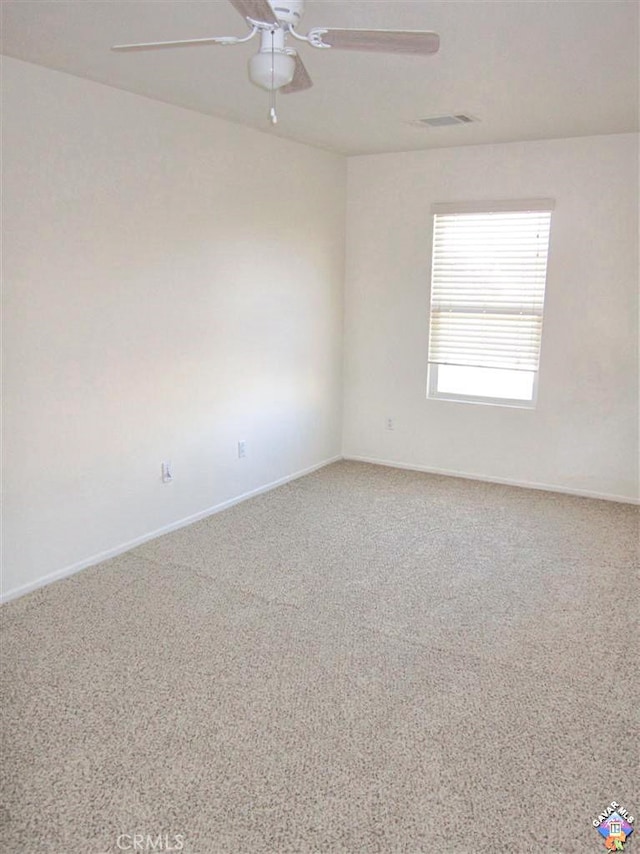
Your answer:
(112, 0), (440, 124)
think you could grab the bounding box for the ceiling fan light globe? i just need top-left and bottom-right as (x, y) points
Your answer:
(249, 51), (295, 90)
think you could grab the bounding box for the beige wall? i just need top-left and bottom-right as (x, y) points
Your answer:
(2, 58), (346, 599)
(343, 134), (639, 501)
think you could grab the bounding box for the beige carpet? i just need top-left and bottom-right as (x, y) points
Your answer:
(1, 460), (638, 853)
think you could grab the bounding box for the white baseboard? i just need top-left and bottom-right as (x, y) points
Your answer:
(0, 455), (342, 605)
(4, 452), (635, 605)
(343, 454), (640, 505)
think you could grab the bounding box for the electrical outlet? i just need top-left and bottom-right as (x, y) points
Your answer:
(237, 440), (247, 459)
(161, 461), (173, 483)
(386, 418), (395, 431)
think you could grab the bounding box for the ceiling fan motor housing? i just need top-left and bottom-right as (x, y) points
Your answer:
(267, 0), (304, 27)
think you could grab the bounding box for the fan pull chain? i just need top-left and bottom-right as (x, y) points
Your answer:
(269, 30), (278, 124)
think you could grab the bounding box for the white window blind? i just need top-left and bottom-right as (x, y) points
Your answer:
(428, 206), (553, 374)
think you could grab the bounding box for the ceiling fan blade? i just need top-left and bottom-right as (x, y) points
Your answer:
(228, 0), (278, 25)
(112, 35), (240, 51)
(281, 53), (313, 94)
(311, 28), (440, 56)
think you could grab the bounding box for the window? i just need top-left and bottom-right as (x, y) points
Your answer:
(427, 200), (553, 407)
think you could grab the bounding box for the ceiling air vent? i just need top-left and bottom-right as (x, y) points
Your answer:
(416, 114), (476, 127)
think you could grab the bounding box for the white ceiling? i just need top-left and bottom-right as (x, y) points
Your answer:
(2, 0), (638, 155)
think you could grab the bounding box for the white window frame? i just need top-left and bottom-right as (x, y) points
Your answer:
(426, 366), (540, 409)
(427, 199), (554, 409)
